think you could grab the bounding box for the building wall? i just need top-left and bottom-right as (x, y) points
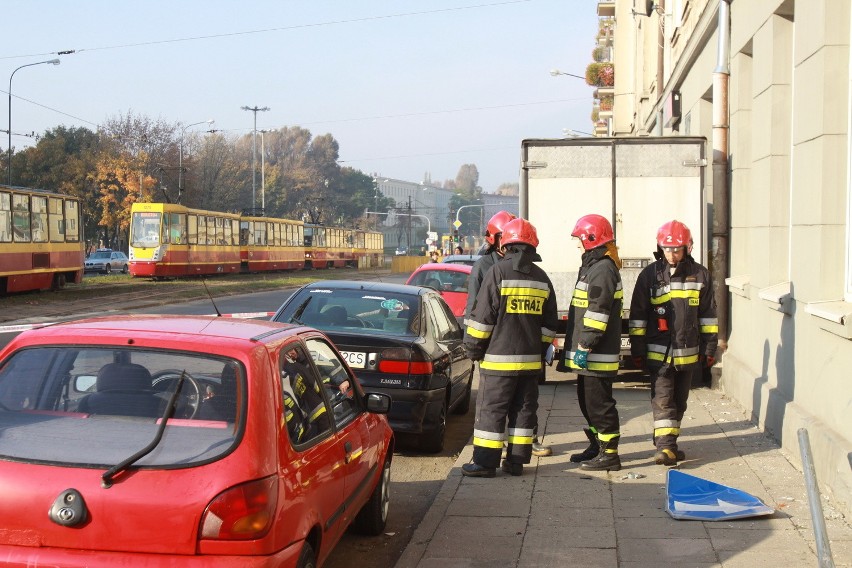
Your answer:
(611, 0), (852, 516)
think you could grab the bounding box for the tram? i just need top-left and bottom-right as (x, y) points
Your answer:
(128, 202), (384, 278)
(0, 185), (84, 294)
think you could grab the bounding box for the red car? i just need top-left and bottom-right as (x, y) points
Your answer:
(0, 315), (393, 567)
(406, 262), (472, 321)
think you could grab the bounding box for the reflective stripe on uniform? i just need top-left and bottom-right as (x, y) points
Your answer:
(466, 319), (494, 339)
(566, 350), (620, 371)
(507, 427), (534, 445)
(474, 428), (506, 449)
(481, 353), (542, 371)
(628, 319), (647, 336)
(584, 309), (610, 331)
(542, 326), (556, 343)
(700, 317), (719, 333)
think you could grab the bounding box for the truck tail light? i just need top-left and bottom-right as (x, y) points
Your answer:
(378, 347), (433, 375)
(200, 476), (278, 540)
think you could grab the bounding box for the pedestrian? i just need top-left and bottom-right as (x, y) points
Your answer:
(628, 220), (717, 465)
(465, 210), (552, 457)
(455, 245), (464, 255)
(557, 214), (624, 471)
(429, 250), (439, 263)
(462, 218), (558, 477)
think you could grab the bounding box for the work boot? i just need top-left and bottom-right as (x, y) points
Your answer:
(569, 428), (600, 463)
(532, 438), (552, 457)
(654, 448), (681, 466)
(580, 436), (621, 471)
(501, 459), (523, 476)
(462, 462), (496, 478)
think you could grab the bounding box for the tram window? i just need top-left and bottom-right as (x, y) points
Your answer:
(12, 194), (30, 242)
(0, 192), (10, 243)
(188, 215), (198, 245)
(48, 198), (64, 242)
(254, 223), (265, 246)
(65, 200), (80, 242)
(224, 219), (232, 245)
(240, 221), (251, 246)
(31, 196), (47, 243)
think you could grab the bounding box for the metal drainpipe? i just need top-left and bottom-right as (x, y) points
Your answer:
(712, 0), (731, 352)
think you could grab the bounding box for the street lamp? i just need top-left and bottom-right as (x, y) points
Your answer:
(549, 68), (586, 81)
(178, 119), (214, 201)
(7, 58), (60, 186)
(241, 105), (270, 213)
(259, 129), (274, 213)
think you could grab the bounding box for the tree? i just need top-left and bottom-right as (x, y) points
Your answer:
(454, 164), (481, 200)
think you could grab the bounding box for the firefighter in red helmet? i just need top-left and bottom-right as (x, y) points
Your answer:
(557, 214), (624, 471)
(628, 220), (718, 466)
(463, 218), (558, 477)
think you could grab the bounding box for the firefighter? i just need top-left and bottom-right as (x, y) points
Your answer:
(628, 220), (718, 466)
(556, 214), (624, 471)
(462, 218), (558, 477)
(465, 210), (551, 457)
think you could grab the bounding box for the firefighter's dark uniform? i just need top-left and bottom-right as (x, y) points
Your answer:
(464, 248), (501, 327)
(464, 251), (558, 469)
(557, 243), (623, 457)
(628, 252), (717, 457)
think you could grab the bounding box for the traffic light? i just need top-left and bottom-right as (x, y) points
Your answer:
(452, 229), (459, 243)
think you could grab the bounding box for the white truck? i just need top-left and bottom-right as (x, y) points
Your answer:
(519, 136), (708, 356)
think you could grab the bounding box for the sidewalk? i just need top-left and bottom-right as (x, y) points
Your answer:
(395, 375), (851, 568)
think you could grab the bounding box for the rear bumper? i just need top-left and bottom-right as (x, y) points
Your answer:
(0, 541), (302, 567)
(364, 385), (445, 434)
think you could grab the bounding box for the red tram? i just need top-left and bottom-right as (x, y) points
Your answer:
(0, 185), (84, 294)
(128, 202), (383, 278)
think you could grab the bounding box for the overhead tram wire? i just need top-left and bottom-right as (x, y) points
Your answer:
(0, 0), (534, 61)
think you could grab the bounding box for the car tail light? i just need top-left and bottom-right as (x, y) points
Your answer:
(378, 347), (433, 375)
(200, 476), (278, 540)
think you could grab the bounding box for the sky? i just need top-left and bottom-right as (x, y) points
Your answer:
(2, 0), (597, 193)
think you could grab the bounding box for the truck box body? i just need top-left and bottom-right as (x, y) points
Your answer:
(519, 136), (707, 354)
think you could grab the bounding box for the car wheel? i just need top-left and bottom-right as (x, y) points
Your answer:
(122, 264), (128, 274)
(296, 541), (316, 568)
(421, 394), (447, 453)
(104, 264), (112, 274)
(451, 370), (473, 415)
(351, 454), (391, 535)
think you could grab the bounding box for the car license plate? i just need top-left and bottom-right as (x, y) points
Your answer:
(621, 337), (631, 350)
(341, 351), (366, 368)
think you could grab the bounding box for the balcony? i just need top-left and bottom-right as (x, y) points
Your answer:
(597, 1), (615, 17)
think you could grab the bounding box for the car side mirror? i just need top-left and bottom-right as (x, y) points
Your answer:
(365, 392), (392, 414)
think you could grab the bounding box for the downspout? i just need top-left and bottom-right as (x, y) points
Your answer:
(712, 0), (731, 352)
(655, 1), (665, 135)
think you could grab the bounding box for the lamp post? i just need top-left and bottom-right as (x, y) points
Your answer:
(549, 68), (585, 81)
(259, 129), (273, 213)
(241, 105), (270, 214)
(7, 58), (60, 186)
(178, 119), (214, 202)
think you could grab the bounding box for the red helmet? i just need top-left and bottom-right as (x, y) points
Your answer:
(571, 214), (614, 251)
(484, 210), (517, 245)
(500, 218), (539, 249)
(657, 220), (693, 253)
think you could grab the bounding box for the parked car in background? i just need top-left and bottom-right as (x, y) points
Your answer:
(0, 315), (393, 567)
(84, 248), (129, 274)
(272, 280), (474, 453)
(406, 262), (472, 322)
(394, 246), (408, 256)
(441, 254), (482, 266)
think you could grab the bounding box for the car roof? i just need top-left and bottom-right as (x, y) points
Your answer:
(7, 315), (301, 347)
(442, 254), (481, 263)
(412, 262), (472, 273)
(302, 280), (429, 296)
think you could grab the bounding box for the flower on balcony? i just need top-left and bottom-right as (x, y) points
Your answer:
(599, 94), (614, 111)
(585, 62), (614, 87)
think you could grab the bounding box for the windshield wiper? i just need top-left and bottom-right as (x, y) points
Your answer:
(101, 371), (187, 488)
(290, 296), (312, 325)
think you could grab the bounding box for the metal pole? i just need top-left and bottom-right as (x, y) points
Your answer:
(797, 429), (836, 568)
(260, 130), (266, 213)
(241, 106), (269, 213)
(7, 59), (60, 186)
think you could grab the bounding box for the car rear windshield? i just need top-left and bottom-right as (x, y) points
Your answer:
(281, 289), (422, 336)
(409, 269), (470, 292)
(0, 347), (242, 468)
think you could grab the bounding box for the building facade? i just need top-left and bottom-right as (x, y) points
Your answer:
(604, 0), (852, 516)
